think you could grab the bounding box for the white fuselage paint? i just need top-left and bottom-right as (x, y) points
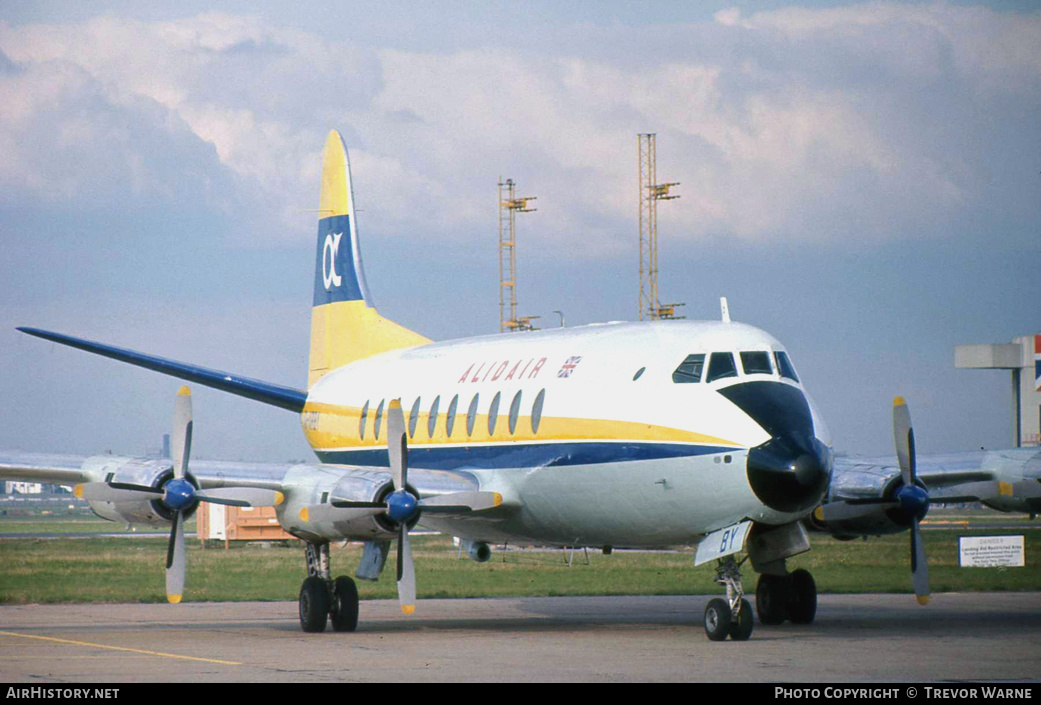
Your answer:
(302, 320), (832, 547)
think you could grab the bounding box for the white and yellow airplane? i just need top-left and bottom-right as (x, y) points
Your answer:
(3, 131), (1039, 641)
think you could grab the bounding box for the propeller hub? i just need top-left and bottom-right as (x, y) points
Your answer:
(385, 489), (419, 524)
(895, 483), (929, 521)
(163, 477), (197, 512)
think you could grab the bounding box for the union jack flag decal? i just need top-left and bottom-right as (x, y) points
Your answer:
(557, 356), (582, 379)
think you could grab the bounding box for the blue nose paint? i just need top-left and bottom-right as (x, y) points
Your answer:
(164, 478), (196, 511)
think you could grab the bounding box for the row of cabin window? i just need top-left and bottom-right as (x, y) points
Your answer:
(359, 389), (547, 441)
(672, 351), (800, 384)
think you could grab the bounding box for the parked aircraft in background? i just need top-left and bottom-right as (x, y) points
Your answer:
(3, 131), (1038, 640)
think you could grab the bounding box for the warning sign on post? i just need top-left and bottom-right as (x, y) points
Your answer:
(958, 535), (1025, 567)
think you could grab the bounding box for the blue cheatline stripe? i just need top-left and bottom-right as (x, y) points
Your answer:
(315, 441), (738, 470)
(313, 214), (364, 306)
(17, 327), (308, 413)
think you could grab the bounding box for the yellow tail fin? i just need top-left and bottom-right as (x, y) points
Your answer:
(308, 131), (430, 387)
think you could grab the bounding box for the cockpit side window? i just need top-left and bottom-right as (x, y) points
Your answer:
(672, 354), (705, 383)
(706, 352), (738, 383)
(740, 351), (773, 375)
(775, 351), (800, 382)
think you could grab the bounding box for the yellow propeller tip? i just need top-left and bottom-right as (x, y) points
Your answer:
(916, 595), (930, 606)
(389, 399), (402, 410)
(168, 595), (183, 604)
(73, 484), (84, 499)
(401, 605), (415, 615)
(299, 507), (309, 522)
(274, 491), (285, 506)
(493, 492), (503, 507)
(893, 396), (906, 407)
(178, 386), (191, 397)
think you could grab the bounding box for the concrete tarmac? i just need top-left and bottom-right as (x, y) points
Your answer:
(1, 593), (1040, 682)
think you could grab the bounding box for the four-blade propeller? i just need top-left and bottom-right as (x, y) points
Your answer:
(74, 387), (284, 603)
(299, 399), (501, 615)
(816, 397), (931, 604)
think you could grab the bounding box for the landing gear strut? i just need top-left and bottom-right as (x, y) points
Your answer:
(298, 541), (360, 633)
(755, 568), (817, 626)
(705, 556), (754, 641)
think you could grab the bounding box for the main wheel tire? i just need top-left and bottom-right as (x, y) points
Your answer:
(330, 576), (359, 632)
(704, 598), (733, 642)
(756, 574), (789, 625)
(299, 576), (330, 633)
(729, 598), (754, 641)
(787, 568), (817, 625)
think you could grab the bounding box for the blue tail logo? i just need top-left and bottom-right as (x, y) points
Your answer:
(313, 214), (364, 305)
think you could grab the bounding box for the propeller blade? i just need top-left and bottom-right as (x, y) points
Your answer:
(894, 396), (929, 605)
(165, 511), (186, 604)
(815, 499), (895, 522)
(171, 386), (193, 481)
(418, 491), (503, 514)
(386, 399), (407, 491)
(299, 503), (385, 523)
(74, 482), (161, 503)
(397, 524), (416, 615)
(928, 480), (1002, 504)
(910, 519), (930, 605)
(196, 488), (285, 508)
(892, 396), (916, 486)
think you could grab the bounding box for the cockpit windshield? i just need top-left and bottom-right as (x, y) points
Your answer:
(775, 351), (799, 382)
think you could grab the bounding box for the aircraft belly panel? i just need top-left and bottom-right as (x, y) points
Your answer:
(428, 454), (758, 547)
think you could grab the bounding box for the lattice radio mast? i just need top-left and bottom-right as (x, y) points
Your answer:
(498, 178), (538, 332)
(638, 133), (683, 321)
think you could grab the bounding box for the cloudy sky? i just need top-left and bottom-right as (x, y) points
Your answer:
(1, 1), (1038, 463)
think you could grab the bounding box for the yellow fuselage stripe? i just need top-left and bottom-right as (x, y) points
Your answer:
(301, 401), (740, 451)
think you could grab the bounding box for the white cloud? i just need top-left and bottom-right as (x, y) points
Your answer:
(1, 4), (1038, 253)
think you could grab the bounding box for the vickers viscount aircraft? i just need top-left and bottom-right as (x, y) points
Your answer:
(2, 131), (1039, 641)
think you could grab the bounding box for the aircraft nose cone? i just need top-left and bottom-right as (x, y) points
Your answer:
(746, 434), (831, 514)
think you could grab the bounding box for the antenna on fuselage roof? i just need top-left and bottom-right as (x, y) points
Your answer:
(720, 297), (731, 323)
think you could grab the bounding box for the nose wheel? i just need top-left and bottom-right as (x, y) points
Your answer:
(705, 556), (754, 641)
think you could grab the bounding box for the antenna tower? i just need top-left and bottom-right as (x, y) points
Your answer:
(498, 178), (538, 332)
(638, 133), (683, 320)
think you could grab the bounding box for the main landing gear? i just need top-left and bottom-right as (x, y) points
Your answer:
(704, 556), (754, 641)
(703, 556), (819, 640)
(299, 541), (360, 633)
(755, 568), (817, 626)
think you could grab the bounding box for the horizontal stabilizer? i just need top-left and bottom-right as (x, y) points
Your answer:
(18, 327), (307, 413)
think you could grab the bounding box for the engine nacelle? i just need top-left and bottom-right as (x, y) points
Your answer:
(279, 465), (398, 542)
(79, 455), (189, 527)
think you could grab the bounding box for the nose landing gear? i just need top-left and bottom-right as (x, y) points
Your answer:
(705, 556), (754, 641)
